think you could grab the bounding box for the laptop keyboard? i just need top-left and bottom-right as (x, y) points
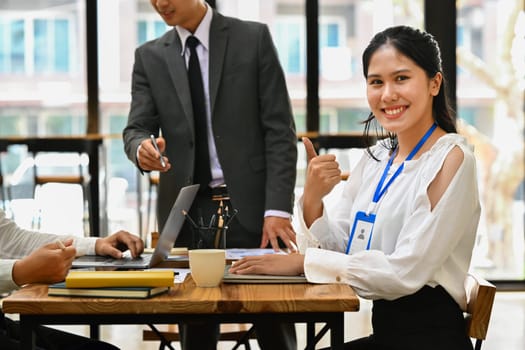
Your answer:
(72, 254), (152, 268)
(112, 255), (150, 265)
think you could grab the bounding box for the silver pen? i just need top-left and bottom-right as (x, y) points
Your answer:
(150, 134), (166, 167)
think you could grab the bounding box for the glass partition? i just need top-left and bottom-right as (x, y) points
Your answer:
(0, 0), (87, 233)
(457, 0), (524, 280)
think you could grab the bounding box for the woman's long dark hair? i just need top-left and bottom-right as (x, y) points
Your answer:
(361, 25), (457, 156)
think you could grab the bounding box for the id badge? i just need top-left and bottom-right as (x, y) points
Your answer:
(346, 211), (376, 255)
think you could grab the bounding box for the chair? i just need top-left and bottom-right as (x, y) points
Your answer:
(0, 157), (7, 211)
(29, 149), (90, 233)
(146, 171), (160, 233)
(0, 143), (8, 212)
(136, 171), (160, 239)
(464, 273), (496, 350)
(142, 323), (256, 350)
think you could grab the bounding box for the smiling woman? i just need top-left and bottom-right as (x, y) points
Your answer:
(229, 25), (481, 350)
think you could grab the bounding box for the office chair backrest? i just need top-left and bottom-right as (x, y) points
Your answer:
(32, 152), (86, 184)
(464, 273), (496, 350)
(0, 151), (8, 211)
(0, 158), (4, 208)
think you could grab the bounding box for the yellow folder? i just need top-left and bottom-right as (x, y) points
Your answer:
(65, 270), (174, 288)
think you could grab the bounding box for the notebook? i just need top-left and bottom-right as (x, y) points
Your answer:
(223, 265), (308, 284)
(72, 184), (199, 269)
(48, 282), (170, 299)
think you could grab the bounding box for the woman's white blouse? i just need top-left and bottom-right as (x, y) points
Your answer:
(297, 134), (481, 310)
(0, 210), (97, 294)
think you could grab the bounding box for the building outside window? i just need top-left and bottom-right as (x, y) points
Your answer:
(456, 0), (524, 280)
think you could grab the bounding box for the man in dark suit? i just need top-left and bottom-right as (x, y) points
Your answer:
(123, 1), (297, 349)
(123, 0), (297, 252)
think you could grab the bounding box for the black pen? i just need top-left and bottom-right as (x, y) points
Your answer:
(209, 214), (216, 228)
(198, 208), (204, 227)
(150, 134), (166, 167)
(224, 208), (238, 227)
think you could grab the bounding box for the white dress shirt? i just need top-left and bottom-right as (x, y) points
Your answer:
(176, 5), (221, 188)
(0, 210), (97, 294)
(175, 5), (290, 219)
(296, 134), (481, 310)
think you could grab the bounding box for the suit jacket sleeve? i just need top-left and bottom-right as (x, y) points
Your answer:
(123, 46), (161, 168)
(257, 24), (297, 213)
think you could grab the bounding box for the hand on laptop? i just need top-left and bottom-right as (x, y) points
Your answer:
(95, 231), (144, 259)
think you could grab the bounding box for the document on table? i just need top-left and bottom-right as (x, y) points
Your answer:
(153, 268), (189, 283)
(225, 248), (287, 260)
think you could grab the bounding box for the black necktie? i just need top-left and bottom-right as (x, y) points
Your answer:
(187, 36), (211, 189)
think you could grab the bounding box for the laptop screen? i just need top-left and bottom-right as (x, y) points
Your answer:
(72, 184), (199, 268)
(149, 184), (199, 267)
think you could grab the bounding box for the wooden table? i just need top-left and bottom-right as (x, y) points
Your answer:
(2, 276), (360, 350)
(0, 135), (106, 236)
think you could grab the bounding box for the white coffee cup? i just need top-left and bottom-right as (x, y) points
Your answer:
(188, 249), (226, 287)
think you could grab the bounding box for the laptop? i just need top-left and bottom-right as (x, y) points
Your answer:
(72, 184), (199, 269)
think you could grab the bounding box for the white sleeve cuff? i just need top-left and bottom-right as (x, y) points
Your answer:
(73, 237), (98, 256)
(264, 210), (291, 219)
(304, 247), (349, 284)
(136, 144), (142, 164)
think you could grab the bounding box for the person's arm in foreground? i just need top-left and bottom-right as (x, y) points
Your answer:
(11, 231), (144, 288)
(11, 238), (77, 287)
(1, 209), (144, 293)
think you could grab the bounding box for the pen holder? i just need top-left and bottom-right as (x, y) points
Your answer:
(189, 225), (228, 249)
(183, 207), (238, 250)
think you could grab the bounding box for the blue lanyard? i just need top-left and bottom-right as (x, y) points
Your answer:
(372, 123), (437, 204)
